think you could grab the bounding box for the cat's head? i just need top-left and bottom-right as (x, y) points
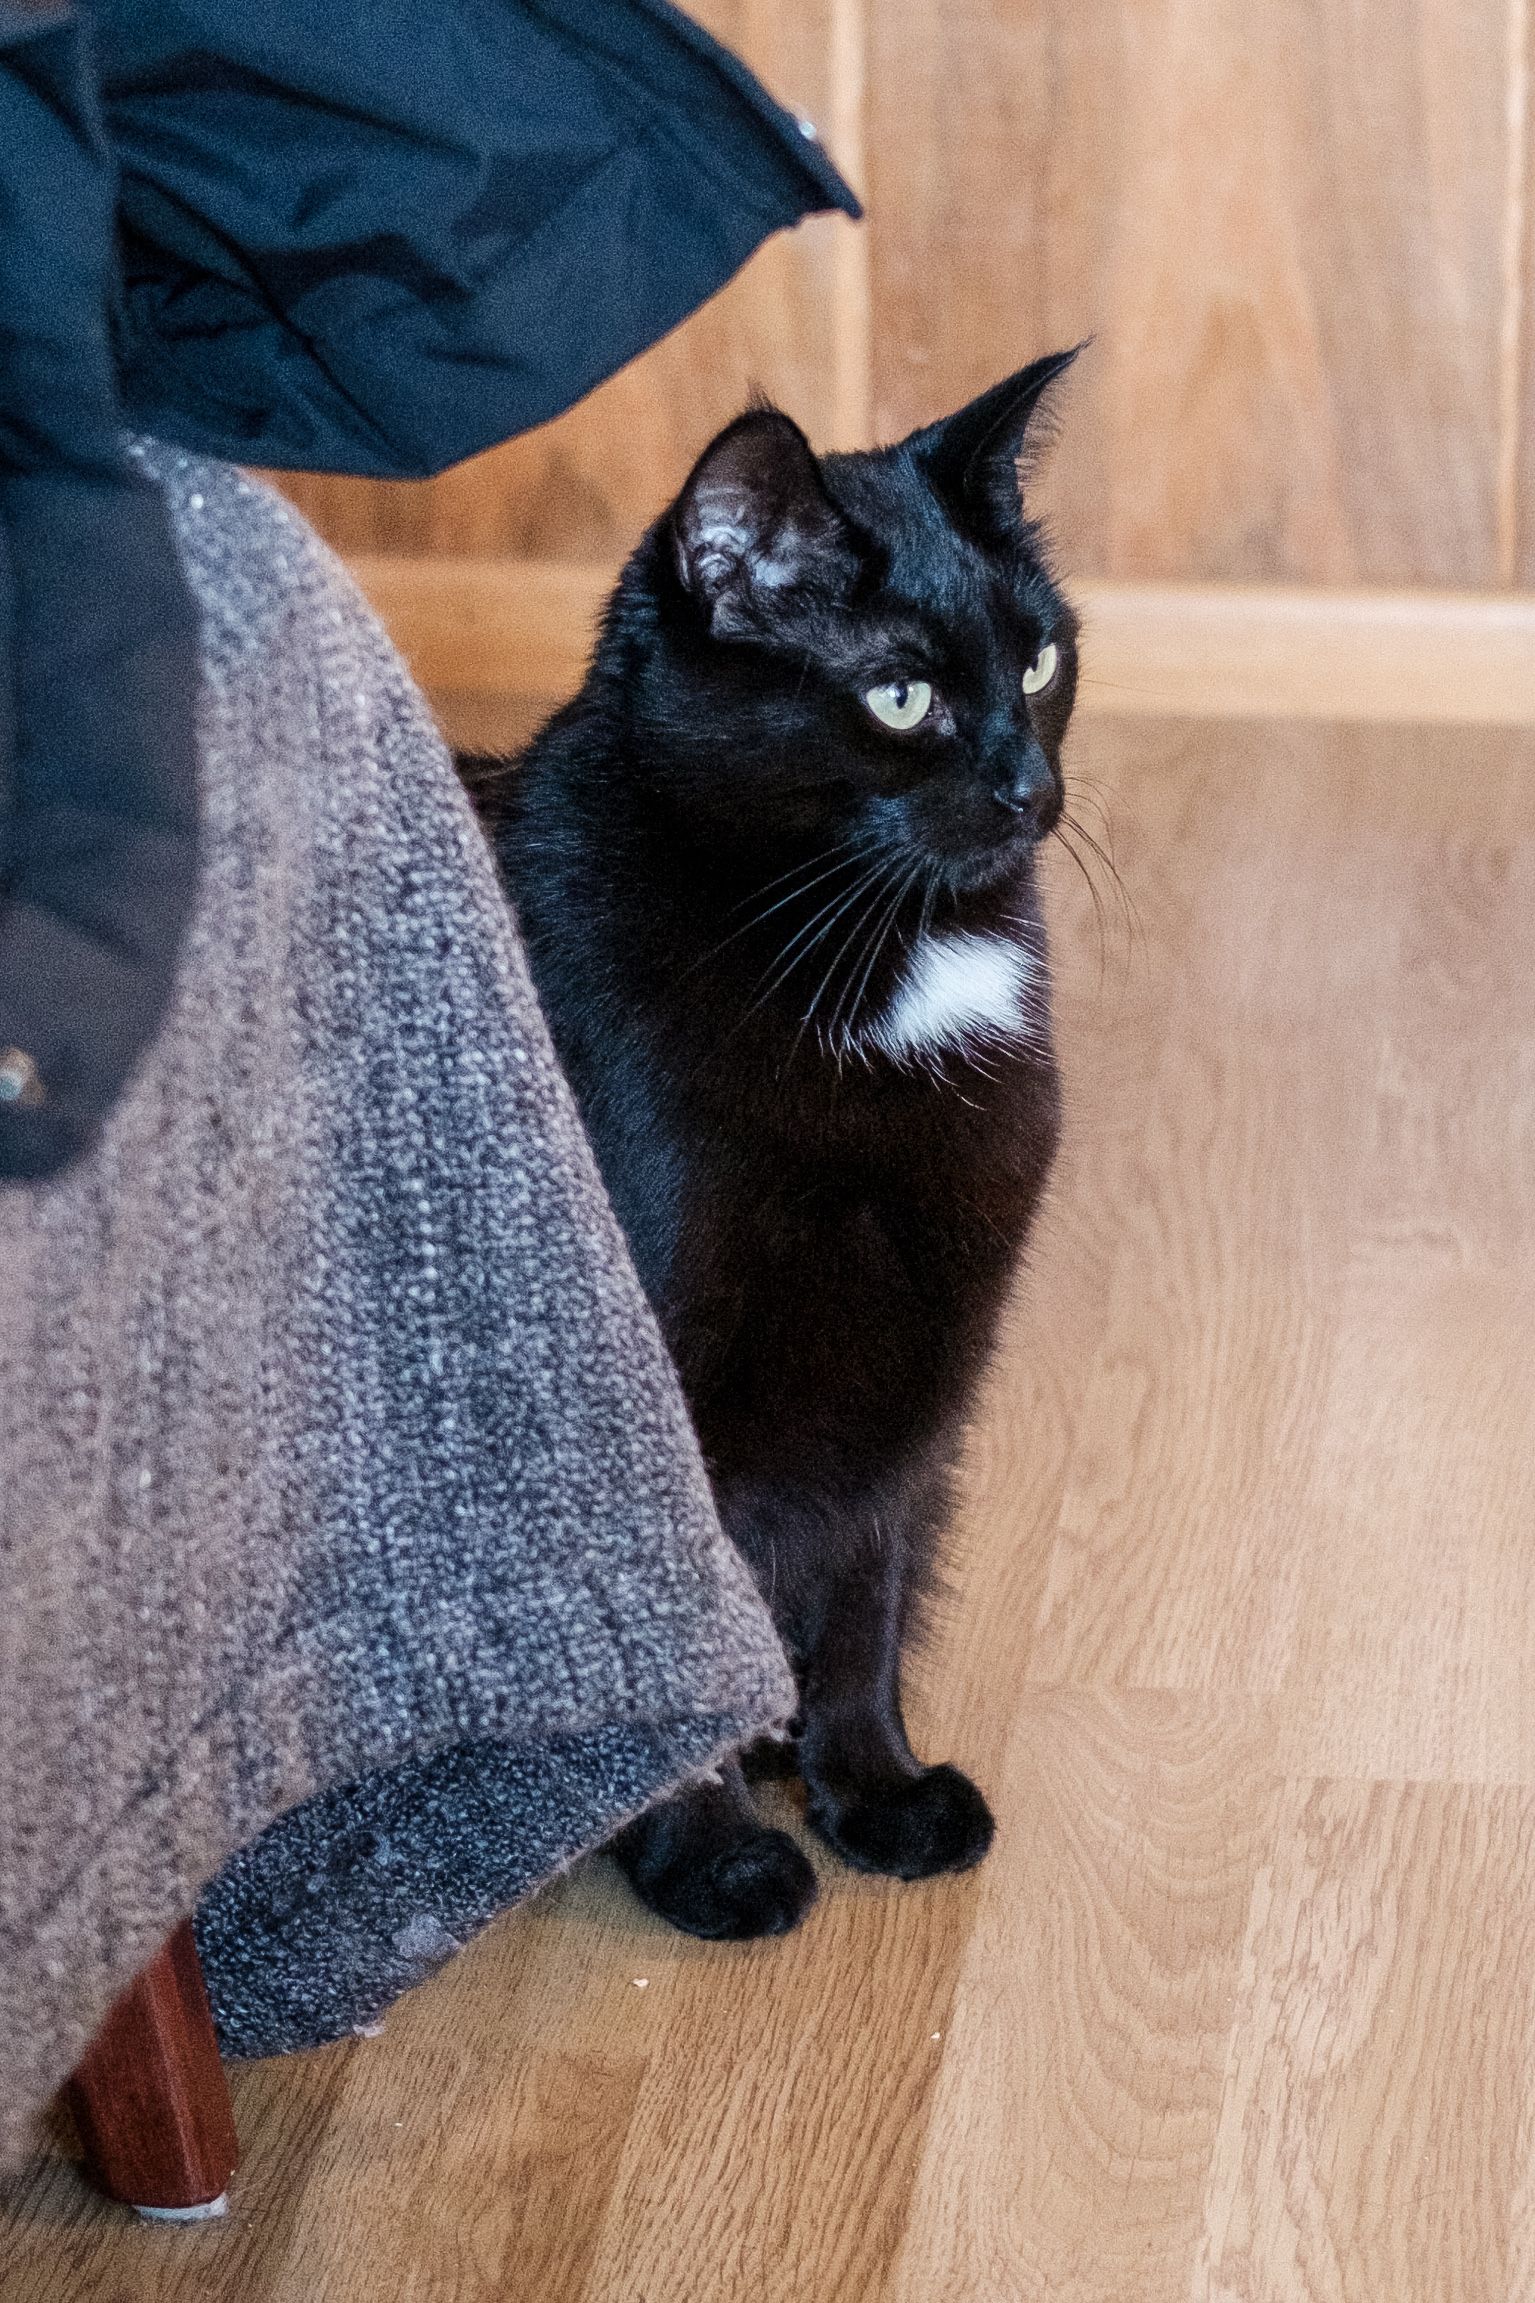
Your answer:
(621, 350), (1082, 896)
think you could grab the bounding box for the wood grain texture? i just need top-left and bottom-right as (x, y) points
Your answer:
(349, 558), (609, 699)
(7, 713), (1535, 2296)
(1495, 0), (1528, 582)
(870, 0), (1513, 586)
(65, 1923), (237, 2215)
(275, 0), (867, 565)
(1071, 583), (1535, 723)
(888, 1693), (1276, 2303)
(347, 554), (1535, 732)
(1509, 0), (1535, 588)
(1195, 1782), (1535, 2303)
(272, 0), (1535, 597)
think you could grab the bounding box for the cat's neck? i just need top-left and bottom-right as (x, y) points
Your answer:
(617, 780), (1050, 1079)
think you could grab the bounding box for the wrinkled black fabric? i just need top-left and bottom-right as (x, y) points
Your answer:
(0, 4), (199, 1178)
(102, 0), (856, 477)
(0, 0), (856, 1178)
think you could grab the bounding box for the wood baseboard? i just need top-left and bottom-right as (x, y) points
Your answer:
(348, 556), (608, 701)
(1071, 582), (1535, 724)
(345, 556), (1535, 728)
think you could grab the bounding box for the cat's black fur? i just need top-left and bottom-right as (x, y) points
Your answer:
(462, 352), (1080, 1940)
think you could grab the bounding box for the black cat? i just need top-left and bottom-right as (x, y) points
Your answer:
(462, 351), (1080, 1940)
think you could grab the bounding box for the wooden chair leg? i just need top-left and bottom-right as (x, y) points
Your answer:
(66, 1918), (238, 2219)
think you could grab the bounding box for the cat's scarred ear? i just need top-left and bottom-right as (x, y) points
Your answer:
(907, 345), (1085, 542)
(672, 409), (857, 636)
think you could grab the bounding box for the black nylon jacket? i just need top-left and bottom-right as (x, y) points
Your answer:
(0, 0), (856, 1179)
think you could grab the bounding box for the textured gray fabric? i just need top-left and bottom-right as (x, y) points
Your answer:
(197, 1725), (739, 2057)
(0, 447), (793, 2167)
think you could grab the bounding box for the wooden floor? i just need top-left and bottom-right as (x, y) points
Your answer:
(5, 711), (1535, 2301)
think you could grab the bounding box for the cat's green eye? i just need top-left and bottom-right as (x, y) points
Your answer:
(864, 678), (933, 732)
(1021, 641), (1060, 697)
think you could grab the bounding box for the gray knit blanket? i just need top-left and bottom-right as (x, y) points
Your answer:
(0, 446), (793, 2169)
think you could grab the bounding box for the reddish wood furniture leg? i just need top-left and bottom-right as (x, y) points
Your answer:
(66, 1919), (238, 2219)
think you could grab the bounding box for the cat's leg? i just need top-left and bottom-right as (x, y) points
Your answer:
(797, 1512), (994, 1880)
(608, 1753), (818, 1940)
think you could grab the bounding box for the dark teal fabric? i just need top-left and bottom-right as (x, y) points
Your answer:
(0, 2), (199, 1179)
(103, 0), (857, 477)
(0, 0), (856, 1177)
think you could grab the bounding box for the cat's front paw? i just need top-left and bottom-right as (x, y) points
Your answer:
(625, 1825), (820, 1941)
(809, 1763), (994, 1880)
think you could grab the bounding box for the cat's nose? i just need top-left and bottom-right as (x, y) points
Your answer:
(992, 747), (1057, 836)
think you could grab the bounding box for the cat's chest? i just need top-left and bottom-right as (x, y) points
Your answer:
(863, 928), (1045, 1067)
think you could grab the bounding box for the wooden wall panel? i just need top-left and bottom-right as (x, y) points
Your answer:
(277, 0), (866, 564)
(1511, 0), (1535, 585)
(868, 0), (1516, 588)
(277, 0), (1535, 605)
(350, 560), (1535, 737)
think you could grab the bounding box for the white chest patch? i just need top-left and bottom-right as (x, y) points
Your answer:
(867, 931), (1042, 1067)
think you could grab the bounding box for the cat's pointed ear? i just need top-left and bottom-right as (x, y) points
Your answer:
(906, 345), (1085, 540)
(672, 409), (857, 635)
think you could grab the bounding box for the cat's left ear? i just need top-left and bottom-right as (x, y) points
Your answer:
(907, 344), (1085, 541)
(672, 408), (858, 636)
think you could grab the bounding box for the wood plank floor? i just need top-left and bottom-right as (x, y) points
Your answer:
(5, 711), (1535, 2301)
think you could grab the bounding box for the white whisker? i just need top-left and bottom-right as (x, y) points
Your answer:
(826, 856), (927, 1061)
(738, 848), (897, 1030)
(683, 836), (876, 981)
(791, 850), (912, 1052)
